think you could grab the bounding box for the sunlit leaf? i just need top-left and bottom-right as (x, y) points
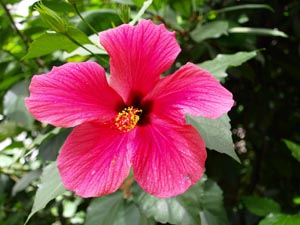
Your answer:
(186, 114), (240, 162)
(198, 51), (257, 81)
(25, 162), (66, 224)
(242, 196), (281, 216)
(259, 214), (300, 225)
(190, 21), (229, 43)
(23, 27), (92, 59)
(283, 139), (300, 162)
(85, 191), (154, 225)
(229, 27), (287, 37)
(213, 4), (274, 14)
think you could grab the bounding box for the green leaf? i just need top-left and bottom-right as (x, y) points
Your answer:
(12, 169), (42, 196)
(76, 9), (122, 34)
(85, 191), (154, 225)
(170, 0), (192, 18)
(23, 27), (92, 59)
(258, 214), (300, 225)
(242, 196), (281, 216)
(229, 27), (288, 38)
(0, 121), (19, 141)
(39, 129), (71, 161)
(132, 177), (229, 225)
(25, 162), (66, 224)
(3, 80), (35, 129)
(186, 114), (240, 162)
(283, 139), (300, 162)
(190, 21), (229, 43)
(198, 51), (257, 81)
(213, 4), (274, 14)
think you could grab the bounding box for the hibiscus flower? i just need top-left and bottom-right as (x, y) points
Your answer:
(25, 20), (233, 198)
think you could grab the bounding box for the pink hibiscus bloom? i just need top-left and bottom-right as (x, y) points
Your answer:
(25, 20), (233, 198)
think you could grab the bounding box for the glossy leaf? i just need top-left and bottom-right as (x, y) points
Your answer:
(258, 214), (300, 225)
(132, 177), (229, 225)
(198, 51), (257, 81)
(25, 162), (66, 224)
(85, 191), (154, 225)
(190, 21), (229, 43)
(186, 114), (240, 162)
(283, 139), (300, 162)
(242, 196), (281, 216)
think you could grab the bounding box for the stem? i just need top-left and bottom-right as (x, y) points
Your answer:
(71, 2), (99, 36)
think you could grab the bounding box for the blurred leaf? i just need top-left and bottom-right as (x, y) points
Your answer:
(229, 27), (288, 38)
(242, 196), (281, 216)
(26, 162), (66, 224)
(63, 34), (107, 59)
(0, 121), (18, 141)
(85, 191), (154, 225)
(190, 21), (228, 43)
(3, 80), (34, 129)
(213, 4), (274, 14)
(130, 0), (153, 25)
(132, 177), (229, 225)
(258, 214), (300, 225)
(39, 128), (71, 161)
(0, 74), (23, 92)
(23, 27), (92, 59)
(283, 139), (300, 162)
(186, 114), (240, 162)
(32, 127), (62, 147)
(198, 51), (257, 81)
(76, 9), (122, 34)
(12, 169), (42, 196)
(170, 0), (192, 17)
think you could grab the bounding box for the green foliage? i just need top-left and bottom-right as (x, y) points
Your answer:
(190, 21), (229, 43)
(258, 214), (300, 225)
(26, 162), (66, 224)
(242, 196), (281, 216)
(283, 139), (300, 162)
(3, 80), (34, 129)
(0, 0), (299, 225)
(198, 51), (257, 81)
(132, 177), (229, 225)
(23, 27), (92, 59)
(186, 114), (239, 162)
(85, 191), (154, 225)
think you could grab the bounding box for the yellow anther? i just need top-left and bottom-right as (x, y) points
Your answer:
(115, 106), (142, 132)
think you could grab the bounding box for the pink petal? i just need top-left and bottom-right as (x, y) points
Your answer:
(130, 116), (207, 197)
(99, 20), (181, 102)
(145, 63), (234, 119)
(25, 62), (122, 127)
(57, 122), (132, 197)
